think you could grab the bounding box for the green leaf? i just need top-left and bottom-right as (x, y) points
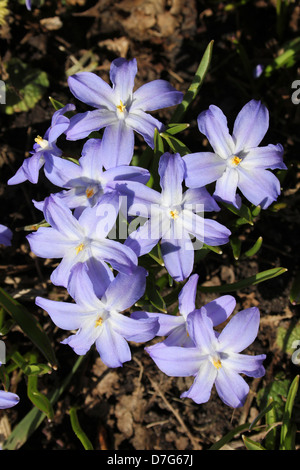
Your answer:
(27, 375), (54, 421)
(202, 244), (223, 255)
(251, 205), (261, 217)
(208, 422), (255, 450)
(0, 287), (57, 367)
(149, 129), (165, 190)
(148, 244), (164, 266)
(198, 267), (287, 293)
(2, 355), (86, 450)
(276, 321), (300, 355)
(264, 398), (278, 450)
(170, 40), (214, 123)
(256, 375), (291, 421)
(230, 236), (242, 260)
(69, 407), (94, 450)
(23, 363), (53, 376)
(146, 275), (167, 313)
(243, 236), (263, 258)
(3, 58), (49, 114)
(280, 375), (299, 450)
(264, 37), (300, 77)
(160, 132), (191, 156)
(163, 123), (190, 135)
(249, 398), (277, 431)
(49, 96), (65, 110)
(221, 201), (254, 225)
(242, 435), (266, 450)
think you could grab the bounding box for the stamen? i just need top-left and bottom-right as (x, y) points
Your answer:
(86, 187), (95, 199)
(212, 358), (222, 369)
(116, 100), (126, 113)
(170, 209), (179, 219)
(95, 317), (103, 327)
(75, 243), (84, 255)
(34, 135), (49, 149)
(231, 155), (242, 166)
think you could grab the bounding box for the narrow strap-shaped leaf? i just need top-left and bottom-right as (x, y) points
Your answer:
(280, 375), (299, 450)
(222, 201), (254, 226)
(49, 96), (65, 110)
(170, 40), (214, 123)
(69, 407), (94, 450)
(0, 287), (57, 367)
(230, 235), (242, 260)
(242, 435), (266, 450)
(27, 374), (54, 421)
(148, 128), (164, 190)
(264, 398), (278, 450)
(198, 267), (287, 293)
(208, 422), (256, 450)
(243, 236), (263, 258)
(160, 132), (191, 156)
(163, 123), (190, 135)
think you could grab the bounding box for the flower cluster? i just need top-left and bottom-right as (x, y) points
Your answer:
(6, 57), (286, 408)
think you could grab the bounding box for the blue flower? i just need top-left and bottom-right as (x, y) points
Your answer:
(146, 306), (266, 408)
(0, 390), (19, 409)
(7, 104), (75, 185)
(116, 152), (230, 282)
(36, 263), (159, 368)
(183, 100), (287, 209)
(0, 224), (12, 246)
(27, 195), (137, 289)
(33, 138), (150, 217)
(66, 58), (183, 167)
(132, 274), (236, 347)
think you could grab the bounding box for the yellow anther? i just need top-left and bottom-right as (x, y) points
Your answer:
(75, 243), (84, 255)
(170, 209), (179, 219)
(116, 100), (126, 113)
(231, 155), (242, 166)
(86, 187), (95, 199)
(95, 317), (103, 327)
(212, 358), (222, 369)
(34, 135), (49, 149)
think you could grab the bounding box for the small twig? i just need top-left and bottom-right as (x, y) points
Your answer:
(146, 374), (202, 450)
(239, 378), (262, 425)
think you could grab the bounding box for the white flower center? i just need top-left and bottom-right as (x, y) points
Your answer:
(116, 100), (128, 120)
(169, 208), (179, 219)
(35, 135), (50, 150)
(228, 155), (242, 168)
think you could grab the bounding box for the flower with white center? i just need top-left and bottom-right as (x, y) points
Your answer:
(36, 263), (159, 368)
(66, 58), (183, 167)
(183, 100), (287, 209)
(33, 138), (150, 217)
(0, 224), (12, 246)
(146, 306), (266, 408)
(115, 152), (230, 282)
(27, 194), (137, 290)
(7, 104), (75, 185)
